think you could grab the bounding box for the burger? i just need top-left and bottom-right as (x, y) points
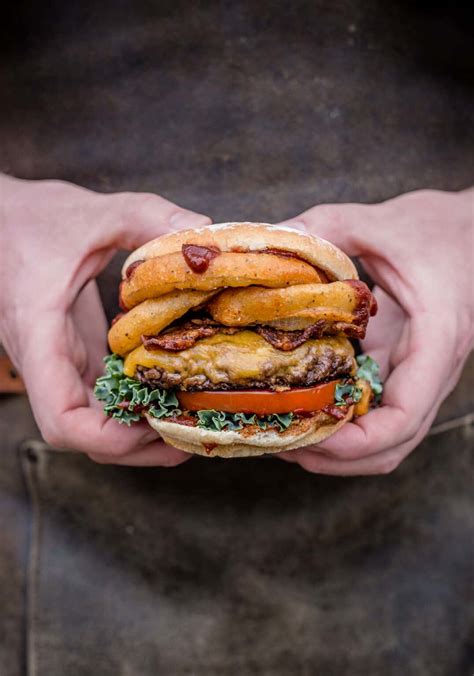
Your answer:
(94, 222), (382, 457)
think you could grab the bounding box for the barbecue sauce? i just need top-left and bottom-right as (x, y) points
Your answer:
(125, 259), (145, 280)
(166, 414), (197, 427)
(344, 279), (378, 321)
(182, 244), (221, 273)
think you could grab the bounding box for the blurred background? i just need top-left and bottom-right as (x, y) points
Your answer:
(1, 2), (473, 674)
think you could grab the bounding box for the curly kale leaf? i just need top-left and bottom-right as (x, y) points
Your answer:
(333, 355), (384, 408)
(356, 354), (384, 401)
(94, 354), (180, 426)
(196, 409), (294, 432)
(334, 382), (363, 407)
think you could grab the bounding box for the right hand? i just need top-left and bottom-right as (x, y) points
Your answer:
(0, 174), (211, 466)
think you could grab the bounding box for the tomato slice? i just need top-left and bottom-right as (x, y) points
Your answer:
(177, 381), (338, 415)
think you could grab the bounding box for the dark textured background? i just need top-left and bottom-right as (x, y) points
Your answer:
(1, 2), (473, 674)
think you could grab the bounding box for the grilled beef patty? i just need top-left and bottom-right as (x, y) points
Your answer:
(136, 346), (353, 391)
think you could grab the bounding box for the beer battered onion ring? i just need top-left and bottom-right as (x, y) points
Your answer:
(109, 290), (217, 356)
(120, 251), (321, 309)
(208, 282), (368, 327)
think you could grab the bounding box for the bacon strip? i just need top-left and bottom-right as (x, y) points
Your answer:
(142, 318), (363, 353)
(256, 321), (365, 350)
(143, 322), (238, 351)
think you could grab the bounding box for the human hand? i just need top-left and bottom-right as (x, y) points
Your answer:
(279, 189), (473, 475)
(0, 175), (210, 465)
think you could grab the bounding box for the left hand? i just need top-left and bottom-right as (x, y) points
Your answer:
(278, 189), (473, 475)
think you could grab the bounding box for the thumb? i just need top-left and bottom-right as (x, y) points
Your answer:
(276, 202), (374, 258)
(111, 191), (212, 251)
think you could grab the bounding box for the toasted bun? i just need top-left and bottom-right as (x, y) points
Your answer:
(123, 222), (357, 283)
(145, 408), (353, 458)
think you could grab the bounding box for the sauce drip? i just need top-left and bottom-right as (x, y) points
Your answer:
(344, 279), (378, 320)
(125, 259), (145, 280)
(182, 244), (221, 273)
(166, 414), (197, 427)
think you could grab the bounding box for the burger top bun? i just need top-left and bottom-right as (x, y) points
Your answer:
(122, 222), (357, 283)
(145, 406), (353, 458)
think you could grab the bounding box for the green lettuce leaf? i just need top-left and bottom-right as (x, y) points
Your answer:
(266, 413), (294, 431)
(94, 354), (180, 426)
(334, 382), (363, 407)
(196, 409), (294, 432)
(356, 354), (384, 401)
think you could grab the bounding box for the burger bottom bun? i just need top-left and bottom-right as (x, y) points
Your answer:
(144, 408), (353, 458)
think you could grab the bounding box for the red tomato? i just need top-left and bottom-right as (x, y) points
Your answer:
(177, 381), (338, 415)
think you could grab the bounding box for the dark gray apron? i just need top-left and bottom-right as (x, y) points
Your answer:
(1, 3), (473, 674)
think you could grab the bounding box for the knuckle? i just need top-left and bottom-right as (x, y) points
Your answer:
(378, 454), (401, 475)
(161, 454), (188, 468)
(299, 454), (324, 475)
(400, 417), (422, 445)
(352, 429), (383, 459)
(314, 204), (347, 229)
(41, 425), (65, 449)
(169, 209), (211, 229)
(121, 191), (168, 224)
(100, 442), (131, 459)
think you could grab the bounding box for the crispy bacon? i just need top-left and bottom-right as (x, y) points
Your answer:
(142, 315), (367, 353)
(256, 321), (366, 350)
(322, 404), (349, 420)
(143, 321), (239, 351)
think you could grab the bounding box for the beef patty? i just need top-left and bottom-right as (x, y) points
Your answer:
(135, 333), (354, 391)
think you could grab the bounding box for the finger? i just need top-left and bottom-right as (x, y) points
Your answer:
(280, 446), (401, 476)
(314, 315), (452, 461)
(88, 441), (190, 467)
(278, 203), (416, 315)
(279, 412), (432, 476)
(71, 280), (108, 384)
(277, 202), (374, 257)
(112, 191), (212, 250)
(72, 193), (213, 293)
(361, 286), (406, 379)
(21, 311), (170, 456)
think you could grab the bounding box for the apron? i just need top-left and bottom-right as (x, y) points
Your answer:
(1, 2), (473, 674)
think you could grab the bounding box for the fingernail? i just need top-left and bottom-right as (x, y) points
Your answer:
(170, 211), (211, 230)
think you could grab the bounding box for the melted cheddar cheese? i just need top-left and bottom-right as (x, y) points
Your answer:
(123, 331), (354, 383)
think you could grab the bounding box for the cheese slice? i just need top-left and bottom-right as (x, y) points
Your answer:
(123, 331), (354, 383)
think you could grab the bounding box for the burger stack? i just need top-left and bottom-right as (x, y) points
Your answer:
(95, 223), (380, 457)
